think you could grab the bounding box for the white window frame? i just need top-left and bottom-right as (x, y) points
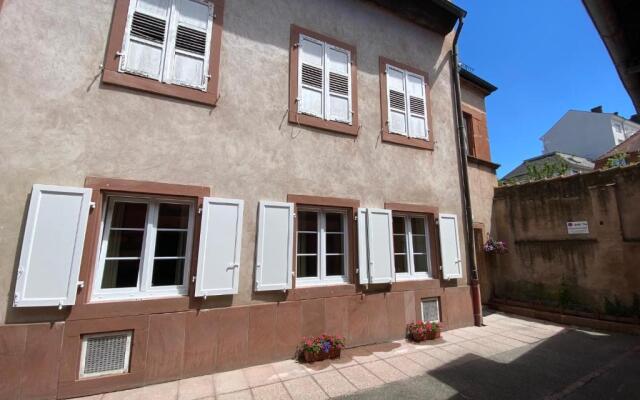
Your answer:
(120, 0), (214, 91)
(386, 64), (428, 139)
(392, 214), (432, 281)
(295, 207), (349, 287)
(91, 195), (195, 302)
(297, 33), (352, 125)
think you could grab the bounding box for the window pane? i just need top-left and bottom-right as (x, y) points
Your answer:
(326, 233), (344, 254)
(392, 216), (405, 234)
(157, 203), (190, 229)
(412, 235), (427, 254)
(106, 230), (144, 257)
(152, 259), (185, 286)
(297, 255), (317, 278)
(101, 259), (140, 288)
(111, 202), (147, 228)
(394, 254), (408, 273)
(325, 213), (344, 232)
(414, 254), (428, 273)
(154, 231), (188, 257)
(298, 211), (317, 232)
(411, 217), (426, 235)
(326, 255), (344, 276)
(393, 234), (406, 254)
(297, 232), (317, 254)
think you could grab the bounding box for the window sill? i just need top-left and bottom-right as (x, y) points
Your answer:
(68, 295), (192, 321)
(390, 279), (441, 292)
(288, 112), (359, 137)
(102, 69), (219, 107)
(286, 283), (357, 301)
(382, 130), (434, 150)
(394, 276), (433, 282)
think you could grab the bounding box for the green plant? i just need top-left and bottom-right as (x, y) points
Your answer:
(526, 161), (570, 182)
(603, 293), (640, 318)
(299, 334), (345, 355)
(605, 152), (628, 169)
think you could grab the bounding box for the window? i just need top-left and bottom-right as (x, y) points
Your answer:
(463, 112), (476, 156)
(102, 0), (223, 106)
(289, 25), (358, 136)
(613, 122), (625, 144)
(92, 196), (194, 301)
(296, 208), (348, 286)
(380, 57), (432, 150)
(392, 215), (432, 280)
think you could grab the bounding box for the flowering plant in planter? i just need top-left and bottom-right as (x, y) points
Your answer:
(407, 320), (440, 342)
(298, 334), (345, 363)
(483, 237), (508, 255)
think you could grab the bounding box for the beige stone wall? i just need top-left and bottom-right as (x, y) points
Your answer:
(0, 0), (468, 323)
(491, 165), (640, 316)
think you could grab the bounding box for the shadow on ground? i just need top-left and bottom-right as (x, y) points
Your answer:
(338, 320), (640, 400)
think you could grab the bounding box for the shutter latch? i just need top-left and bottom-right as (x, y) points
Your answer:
(116, 51), (124, 57)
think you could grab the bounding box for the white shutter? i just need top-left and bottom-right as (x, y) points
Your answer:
(439, 214), (462, 279)
(120, 0), (171, 80)
(14, 185), (92, 307)
(407, 72), (428, 139)
(365, 208), (395, 284)
(195, 198), (244, 297)
(357, 208), (369, 285)
(386, 65), (407, 135)
(298, 34), (324, 118)
(326, 45), (351, 124)
(165, 0), (213, 90)
(255, 201), (294, 291)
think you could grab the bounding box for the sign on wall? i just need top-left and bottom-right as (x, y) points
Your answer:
(567, 221), (589, 235)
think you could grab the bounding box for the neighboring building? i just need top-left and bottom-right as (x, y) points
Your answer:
(583, 0), (640, 113)
(540, 108), (640, 161)
(502, 152), (594, 184)
(459, 67), (499, 303)
(0, 1), (499, 398)
(595, 130), (640, 169)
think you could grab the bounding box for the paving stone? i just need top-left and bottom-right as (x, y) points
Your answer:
(214, 369), (249, 395)
(217, 389), (252, 400)
(251, 382), (291, 400)
(283, 376), (328, 400)
(178, 375), (215, 400)
(362, 360), (407, 383)
(384, 355), (429, 377)
(312, 370), (358, 397)
(339, 365), (384, 390)
(272, 359), (309, 381)
(243, 364), (280, 387)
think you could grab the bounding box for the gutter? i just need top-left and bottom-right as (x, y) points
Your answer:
(450, 17), (483, 326)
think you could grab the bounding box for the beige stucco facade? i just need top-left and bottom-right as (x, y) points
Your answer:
(0, 1), (490, 398)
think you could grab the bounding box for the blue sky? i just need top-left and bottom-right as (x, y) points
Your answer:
(454, 0), (635, 177)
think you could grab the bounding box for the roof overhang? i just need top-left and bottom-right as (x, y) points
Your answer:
(583, 0), (640, 112)
(459, 68), (498, 95)
(367, 0), (466, 35)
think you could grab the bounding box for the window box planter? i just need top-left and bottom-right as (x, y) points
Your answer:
(299, 334), (345, 363)
(407, 321), (441, 342)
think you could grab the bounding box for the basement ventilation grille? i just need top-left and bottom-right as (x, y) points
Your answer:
(421, 298), (440, 322)
(80, 331), (132, 378)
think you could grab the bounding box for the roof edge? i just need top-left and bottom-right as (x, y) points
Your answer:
(459, 68), (497, 94)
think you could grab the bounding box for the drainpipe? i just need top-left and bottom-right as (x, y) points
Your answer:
(451, 17), (483, 327)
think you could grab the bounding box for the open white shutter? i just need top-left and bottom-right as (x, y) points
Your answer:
(298, 34), (324, 118)
(386, 65), (408, 135)
(357, 208), (369, 285)
(326, 45), (351, 124)
(407, 72), (428, 139)
(14, 185), (92, 307)
(195, 198), (244, 297)
(255, 201), (294, 291)
(165, 0), (213, 90)
(365, 208), (395, 284)
(439, 214), (462, 279)
(120, 0), (171, 80)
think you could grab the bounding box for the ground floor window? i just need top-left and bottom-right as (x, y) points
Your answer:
(296, 208), (349, 286)
(392, 214), (432, 280)
(92, 195), (194, 301)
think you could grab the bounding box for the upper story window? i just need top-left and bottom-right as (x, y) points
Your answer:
(92, 196), (195, 301)
(296, 208), (349, 286)
(289, 25), (359, 136)
(102, 0), (224, 106)
(379, 57), (433, 150)
(612, 122), (625, 144)
(392, 214), (432, 280)
(463, 112), (476, 156)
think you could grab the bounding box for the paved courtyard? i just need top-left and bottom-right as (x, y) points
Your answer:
(75, 311), (640, 400)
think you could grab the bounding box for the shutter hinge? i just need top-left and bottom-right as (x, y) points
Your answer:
(192, 275), (197, 283)
(77, 281), (85, 289)
(13, 293), (19, 307)
(205, 74), (212, 80)
(58, 300), (64, 310)
(293, 43), (300, 48)
(198, 207), (202, 214)
(116, 51), (124, 57)
(439, 265), (443, 271)
(90, 202), (96, 209)
(293, 212), (296, 217)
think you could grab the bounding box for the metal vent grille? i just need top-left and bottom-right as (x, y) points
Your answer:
(409, 96), (425, 115)
(130, 11), (166, 43)
(301, 64), (323, 88)
(389, 90), (405, 110)
(329, 72), (348, 95)
(421, 298), (440, 322)
(176, 25), (207, 55)
(80, 331), (132, 378)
